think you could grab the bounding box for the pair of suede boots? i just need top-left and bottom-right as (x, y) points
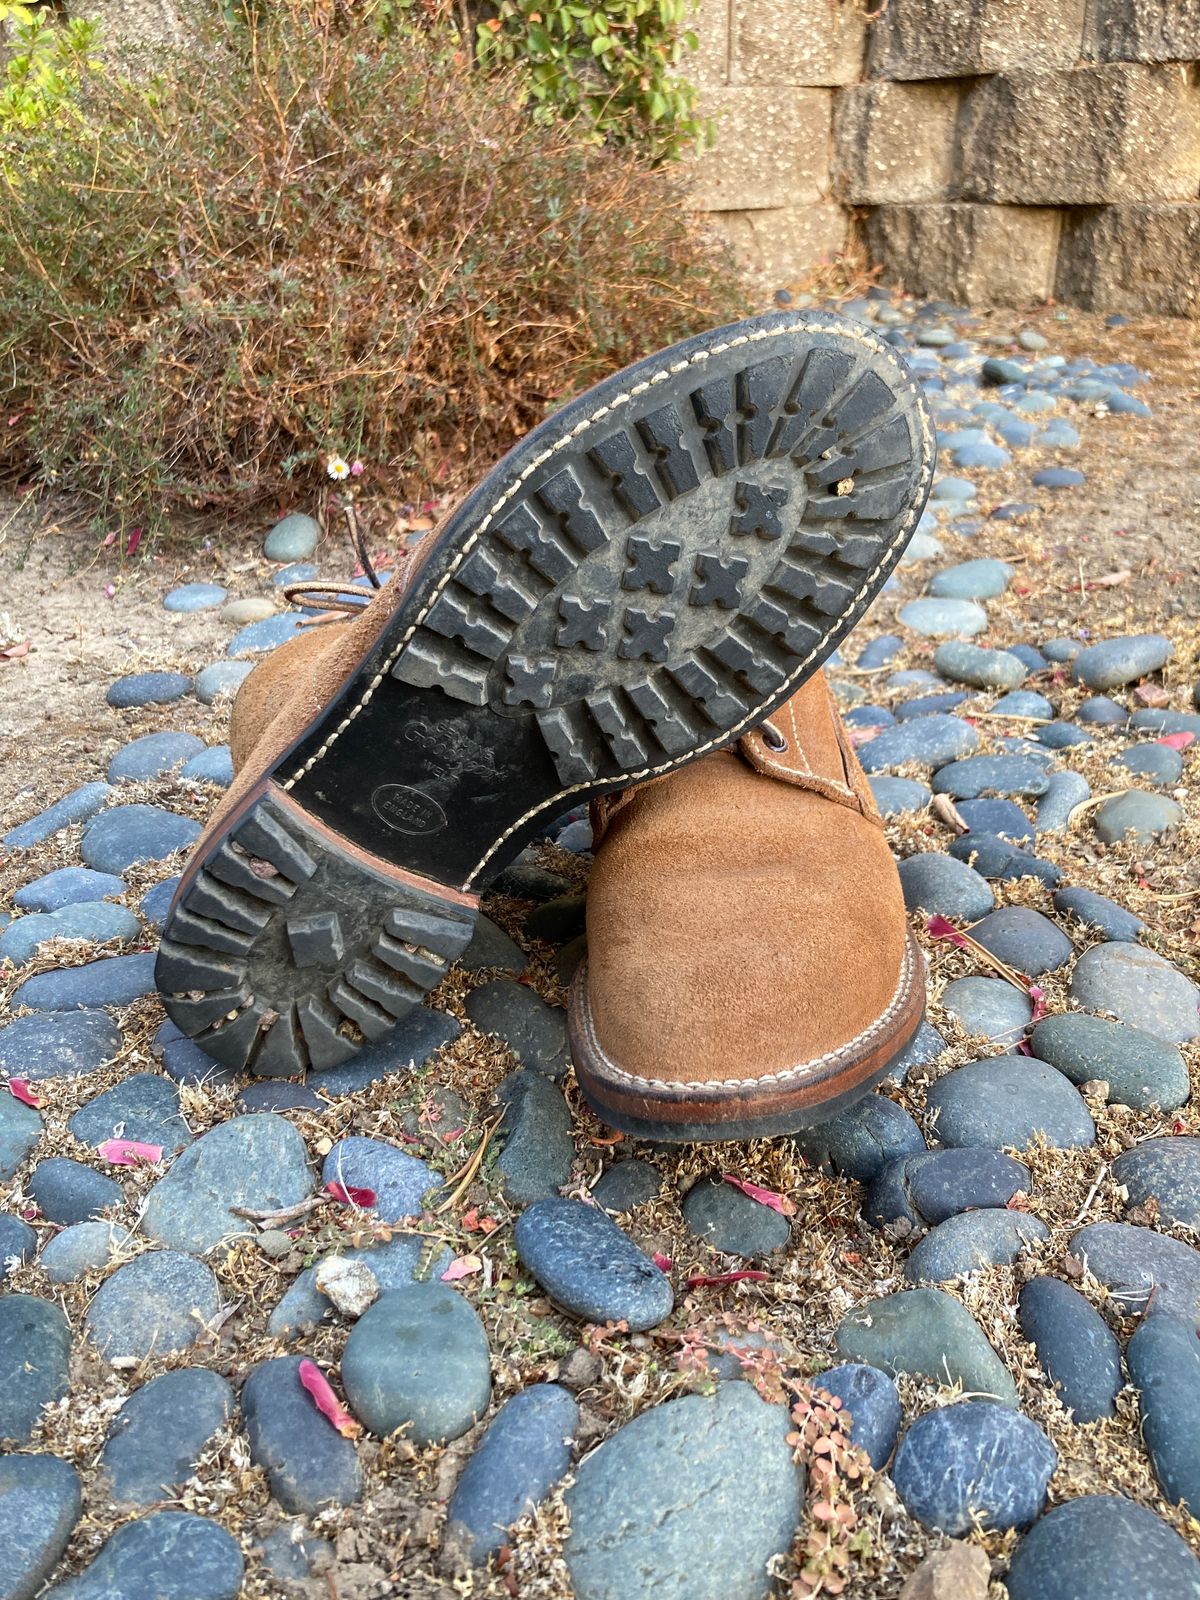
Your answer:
(157, 311), (934, 1144)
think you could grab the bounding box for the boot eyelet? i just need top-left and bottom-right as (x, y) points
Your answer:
(760, 725), (788, 753)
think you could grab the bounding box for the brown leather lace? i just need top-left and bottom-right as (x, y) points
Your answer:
(281, 502), (381, 624)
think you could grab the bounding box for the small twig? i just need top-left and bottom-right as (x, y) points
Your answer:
(229, 1196), (322, 1225)
(1072, 1163), (1109, 1227)
(436, 1112), (504, 1215)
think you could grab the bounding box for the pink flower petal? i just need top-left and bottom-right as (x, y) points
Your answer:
(98, 1138), (163, 1166)
(125, 526), (143, 557)
(8, 1079), (43, 1108)
(297, 1358), (362, 1439)
(721, 1175), (796, 1216)
(1158, 732), (1195, 751)
(324, 1182), (376, 1207)
(926, 914), (971, 950)
(653, 1253), (673, 1273)
(440, 1254), (482, 1282)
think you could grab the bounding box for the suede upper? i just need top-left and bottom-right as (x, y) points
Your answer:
(580, 672), (912, 1089)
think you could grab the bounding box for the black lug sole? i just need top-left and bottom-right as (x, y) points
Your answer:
(157, 310), (935, 1078)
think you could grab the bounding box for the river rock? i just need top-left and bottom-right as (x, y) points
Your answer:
(932, 755), (1048, 800)
(14, 867), (125, 913)
(45, 1511), (243, 1600)
(81, 805), (201, 873)
(0, 1451), (81, 1600)
(811, 1363), (901, 1469)
(1052, 886), (1145, 942)
(0, 1093), (43, 1181)
(321, 1137), (432, 1222)
(3, 782), (112, 851)
(496, 1071), (574, 1205)
(966, 906), (1073, 976)
(941, 977), (1032, 1045)
(1112, 1139), (1200, 1228)
(905, 1208), (1049, 1282)
(0, 1296), (72, 1441)
(1127, 1313), (1200, 1512)
(1094, 790), (1184, 846)
(682, 1177), (791, 1258)
(898, 854), (994, 919)
(100, 1368), (235, 1506)
(858, 715), (979, 773)
(791, 1093), (925, 1183)
(86, 1251), (221, 1362)
(241, 1355), (362, 1512)
(926, 1057), (1095, 1150)
(933, 642), (1025, 690)
(1006, 1494), (1200, 1600)
(1017, 1276), (1122, 1422)
(1069, 942), (1200, 1042)
(1031, 1014), (1188, 1111)
(893, 1401), (1054, 1535)
(515, 1197), (673, 1331)
(1071, 1222), (1200, 1322)
(1073, 634), (1173, 691)
(464, 980), (568, 1080)
(834, 1288), (1017, 1406)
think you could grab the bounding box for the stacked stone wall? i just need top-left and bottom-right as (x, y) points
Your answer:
(695, 0), (1200, 316)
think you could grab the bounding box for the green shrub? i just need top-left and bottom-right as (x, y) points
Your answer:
(1, 3), (103, 139)
(0, 1), (744, 541)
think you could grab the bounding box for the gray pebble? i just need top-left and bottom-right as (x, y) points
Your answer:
(926, 1056), (1095, 1150)
(85, 1251), (221, 1363)
(100, 1368), (234, 1506)
(1031, 1013), (1187, 1110)
(1069, 942), (1200, 1042)
(515, 1197), (673, 1331)
(1018, 1276), (1122, 1421)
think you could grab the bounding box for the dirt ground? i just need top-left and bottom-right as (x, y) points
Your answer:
(2, 302), (1200, 1599)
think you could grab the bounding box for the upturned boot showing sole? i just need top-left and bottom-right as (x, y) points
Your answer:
(569, 672), (926, 1142)
(157, 310), (934, 1078)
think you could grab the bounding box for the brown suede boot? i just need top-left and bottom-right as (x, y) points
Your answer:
(569, 671), (924, 1140)
(158, 310), (933, 1078)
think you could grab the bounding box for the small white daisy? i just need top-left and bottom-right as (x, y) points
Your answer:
(327, 455), (350, 482)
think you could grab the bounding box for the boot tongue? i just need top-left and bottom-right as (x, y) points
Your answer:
(737, 673), (868, 810)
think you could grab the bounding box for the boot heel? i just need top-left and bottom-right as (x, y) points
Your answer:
(156, 783), (478, 1077)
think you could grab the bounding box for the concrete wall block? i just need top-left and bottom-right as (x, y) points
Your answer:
(865, 203), (1063, 307)
(957, 64), (1200, 204)
(833, 81), (963, 204)
(730, 0), (866, 87)
(1083, 0), (1200, 63)
(690, 0), (731, 87)
(709, 204), (849, 286)
(1056, 203), (1200, 316)
(693, 87), (833, 212)
(868, 0), (1088, 80)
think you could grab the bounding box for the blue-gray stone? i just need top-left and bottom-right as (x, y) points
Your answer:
(45, 1511), (243, 1600)
(342, 1283), (491, 1443)
(238, 1080), (322, 1113)
(163, 582), (227, 612)
(106, 672), (192, 709)
(69, 1073), (189, 1150)
(941, 977), (1032, 1045)
(930, 476), (978, 502)
(898, 598), (988, 638)
(0, 1212), (36, 1270)
(1095, 789), (1184, 845)
(792, 1093), (925, 1183)
(0, 1451), (81, 1600)
(1042, 637), (1082, 662)
(983, 357), (1026, 385)
(930, 559), (1013, 600)
(1078, 694), (1129, 725)
(950, 832), (1061, 886)
(241, 1355), (362, 1512)
(872, 1149), (1030, 1232)
(900, 531), (944, 564)
(1070, 941), (1200, 1042)
(1032, 1013), (1186, 1110)
(927, 1056), (1094, 1150)
(1036, 720), (1092, 749)
(1128, 1313), (1200, 1513)
(992, 500), (1038, 521)
(1106, 390), (1152, 416)
(30, 1157), (121, 1224)
(991, 689), (1054, 719)
(139, 877), (179, 928)
(14, 867), (124, 913)
(1073, 633), (1173, 691)
(154, 1023), (236, 1088)
(843, 704), (895, 730)
(3, 782), (113, 850)
(968, 906), (1073, 975)
(950, 440), (1011, 470)
(1072, 1223), (1200, 1322)
(1018, 329), (1049, 350)
(1006, 1495), (1200, 1600)
(143, 1113), (313, 1254)
(1016, 392), (1057, 414)
(264, 512), (321, 561)
(1112, 1138), (1200, 1227)
(1133, 707), (1200, 736)
(465, 979), (568, 1080)
(180, 745), (234, 788)
(0, 1094), (42, 1181)
(81, 804), (201, 873)
(227, 612), (306, 656)
(490, 858), (575, 902)
(885, 1020), (948, 1085)
(812, 1364), (900, 1469)
(1036, 771), (1091, 833)
(0, 1296), (71, 1443)
(933, 755), (1048, 799)
(834, 1288), (1017, 1405)
(445, 1385), (578, 1565)
(1018, 1276), (1121, 1421)
(592, 1160), (660, 1213)
(460, 915), (529, 974)
(194, 660), (254, 704)
(307, 1006), (461, 1096)
(108, 732), (205, 783)
(893, 1401), (1055, 1534)
(39, 1221), (125, 1283)
(893, 690), (969, 720)
(0, 901), (141, 967)
(857, 635), (903, 669)
(906, 1207), (1049, 1283)
(859, 715), (979, 773)
(898, 854), (994, 918)
(516, 1197), (673, 1331)
(682, 1176), (791, 1258)
(1053, 885), (1144, 942)
(957, 797), (1036, 844)
(886, 669), (943, 692)
(100, 1368), (235, 1506)
(321, 1136), (431, 1222)
(12, 952), (158, 1012)
(1115, 742), (1183, 786)
(1036, 421), (1080, 448)
(86, 1251), (220, 1362)
(868, 776), (932, 816)
(496, 1071), (573, 1206)
(565, 1383), (802, 1600)
(272, 561), (320, 588)
(993, 415), (1037, 447)
(267, 1233), (448, 1339)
